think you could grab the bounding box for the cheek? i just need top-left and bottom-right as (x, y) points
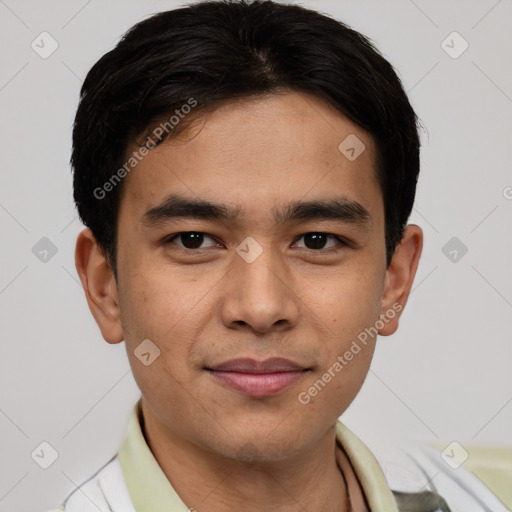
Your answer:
(118, 257), (201, 339)
(295, 259), (382, 414)
(296, 333), (376, 425)
(304, 258), (383, 337)
(295, 356), (374, 432)
(120, 271), (201, 418)
(118, 259), (220, 392)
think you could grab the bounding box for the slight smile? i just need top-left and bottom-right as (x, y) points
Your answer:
(206, 358), (311, 398)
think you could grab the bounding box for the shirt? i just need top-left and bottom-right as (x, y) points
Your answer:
(47, 397), (511, 512)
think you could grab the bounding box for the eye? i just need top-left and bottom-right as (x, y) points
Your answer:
(292, 232), (346, 251)
(163, 231), (348, 253)
(164, 231), (221, 250)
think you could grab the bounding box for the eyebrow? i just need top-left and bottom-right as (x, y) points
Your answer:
(141, 193), (372, 230)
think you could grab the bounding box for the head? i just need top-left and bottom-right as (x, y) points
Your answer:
(74, 0), (423, 462)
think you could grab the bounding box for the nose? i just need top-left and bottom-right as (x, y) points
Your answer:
(220, 245), (300, 334)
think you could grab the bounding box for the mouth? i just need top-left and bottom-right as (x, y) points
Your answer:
(205, 358), (311, 398)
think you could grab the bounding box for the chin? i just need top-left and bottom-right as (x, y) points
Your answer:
(209, 425), (311, 464)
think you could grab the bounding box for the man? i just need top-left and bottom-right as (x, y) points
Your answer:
(49, 0), (510, 510)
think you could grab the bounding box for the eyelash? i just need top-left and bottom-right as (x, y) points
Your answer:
(163, 231), (350, 253)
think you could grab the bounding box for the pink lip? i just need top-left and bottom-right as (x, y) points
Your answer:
(207, 358), (309, 398)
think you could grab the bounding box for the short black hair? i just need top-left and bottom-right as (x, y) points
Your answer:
(72, 0), (421, 277)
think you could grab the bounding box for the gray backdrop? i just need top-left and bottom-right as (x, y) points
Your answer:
(1, 1), (511, 511)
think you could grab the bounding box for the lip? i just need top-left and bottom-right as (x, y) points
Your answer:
(207, 358), (309, 398)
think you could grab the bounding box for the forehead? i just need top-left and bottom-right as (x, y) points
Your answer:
(118, 91), (383, 231)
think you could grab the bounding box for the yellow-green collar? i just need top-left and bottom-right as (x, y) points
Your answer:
(118, 397), (398, 511)
(118, 399), (189, 511)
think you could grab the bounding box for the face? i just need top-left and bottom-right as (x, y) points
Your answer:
(77, 91), (422, 462)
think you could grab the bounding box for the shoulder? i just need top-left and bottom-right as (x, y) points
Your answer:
(382, 438), (512, 511)
(44, 454), (136, 512)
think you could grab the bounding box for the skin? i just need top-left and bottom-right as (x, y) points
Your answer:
(75, 91), (423, 511)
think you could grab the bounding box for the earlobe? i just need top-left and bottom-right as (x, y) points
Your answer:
(75, 228), (124, 344)
(378, 224), (423, 337)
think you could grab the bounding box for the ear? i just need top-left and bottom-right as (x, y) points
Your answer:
(75, 228), (124, 344)
(378, 224), (423, 336)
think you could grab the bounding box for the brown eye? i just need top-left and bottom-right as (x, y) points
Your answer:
(293, 232), (345, 251)
(166, 232), (219, 250)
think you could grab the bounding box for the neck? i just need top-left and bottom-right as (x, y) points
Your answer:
(141, 404), (351, 512)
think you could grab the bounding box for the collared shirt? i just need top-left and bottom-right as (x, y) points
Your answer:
(48, 397), (511, 512)
(118, 398), (400, 511)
